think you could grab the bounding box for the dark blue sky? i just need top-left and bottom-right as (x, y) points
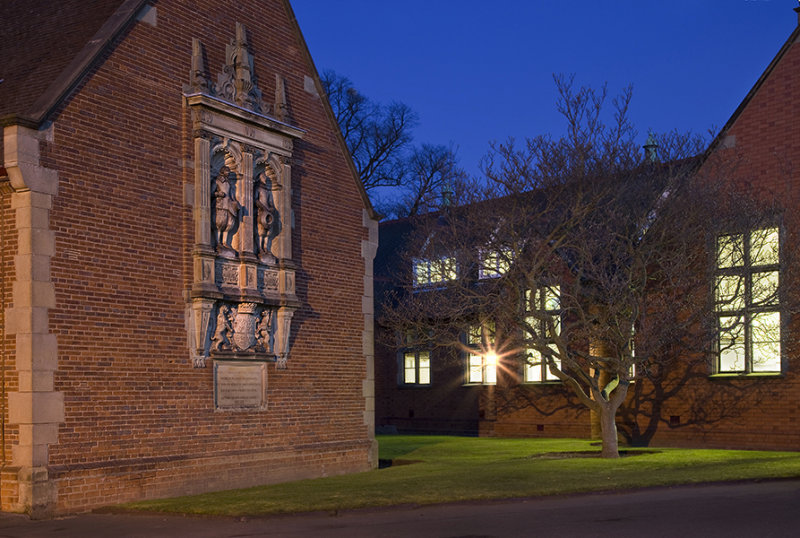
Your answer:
(291, 0), (798, 177)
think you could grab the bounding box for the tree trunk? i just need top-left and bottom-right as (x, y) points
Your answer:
(590, 369), (612, 440)
(599, 404), (620, 458)
(589, 336), (614, 440)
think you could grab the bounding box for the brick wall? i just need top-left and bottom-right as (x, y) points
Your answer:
(2, 0), (374, 514)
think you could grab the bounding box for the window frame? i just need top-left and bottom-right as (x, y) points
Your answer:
(524, 285), (562, 383)
(400, 349), (432, 387)
(478, 248), (511, 280)
(713, 227), (782, 376)
(464, 323), (497, 385)
(413, 256), (457, 288)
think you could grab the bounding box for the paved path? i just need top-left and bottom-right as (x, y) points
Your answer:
(1, 479), (799, 537)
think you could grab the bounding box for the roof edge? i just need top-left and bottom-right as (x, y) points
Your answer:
(703, 24), (800, 160)
(18, 0), (149, 127)
(280, 0), (379, 221)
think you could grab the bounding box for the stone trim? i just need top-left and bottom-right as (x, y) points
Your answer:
(361, 209), (379, 467)
(2, 124), (64, 518)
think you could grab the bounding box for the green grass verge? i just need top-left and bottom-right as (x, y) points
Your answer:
(117, 435), (800, 516)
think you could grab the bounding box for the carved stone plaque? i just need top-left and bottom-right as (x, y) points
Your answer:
(214, 361), (267, 410)
(263, 269), (279, 291)
(220, 264), (239, 286)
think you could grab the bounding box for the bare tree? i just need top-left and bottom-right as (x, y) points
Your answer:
(383, 75), (784, 458)
(383, 143), (468, 218)
(321, 70), (465, 218)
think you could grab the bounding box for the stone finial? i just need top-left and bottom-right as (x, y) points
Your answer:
(188, 38), (211, 93)
(215, 22), (266, 113)
(274, 74), (288, 122)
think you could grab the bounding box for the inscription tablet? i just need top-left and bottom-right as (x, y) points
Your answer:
(214, 361), (267, 410)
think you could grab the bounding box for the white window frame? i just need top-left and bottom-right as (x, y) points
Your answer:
(413, 256), (457, 288)
(714, 227), (781, 375)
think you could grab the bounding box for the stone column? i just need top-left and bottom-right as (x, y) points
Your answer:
(238, 151), (254, 257)
(238, 152), (259, 296)
(275, 157), (292, 262)
(194, 137), (211, 248)
(192, 137), (217, 296)
(3, 124), (64, 518)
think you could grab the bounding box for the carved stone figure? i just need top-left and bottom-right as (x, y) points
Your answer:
(255, 171), (277, 262)
(211, 304), (235, 351)
(255, 308), (274, 352)
(213, 166), (241, 254)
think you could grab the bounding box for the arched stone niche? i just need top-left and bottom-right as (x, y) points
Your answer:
(184, 23), (303, 371)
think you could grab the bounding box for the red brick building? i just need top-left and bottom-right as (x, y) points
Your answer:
(0, 0), (378, 516)
(375, 13), (800, 451)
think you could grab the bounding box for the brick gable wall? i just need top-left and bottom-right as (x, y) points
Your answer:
(2, 0), (374, 514)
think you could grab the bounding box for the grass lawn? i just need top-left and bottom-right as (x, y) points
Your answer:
(117, 435), (800, 516)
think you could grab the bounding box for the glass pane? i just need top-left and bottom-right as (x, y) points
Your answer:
(418, 352), (431, 384)
(469, 353), (483, 383)
(413, 260), (428, 286)
(544, 285), (560, 311)
(525, 349), (542, 382)
(544, 345), (561, 381)
(404, 353), (416, 383)
(752, 271), (779, 306)
(442, 257), (457, 281)
(468, 326), (481, 345)
(750, 228), (779, 266)
(751, 311), (780, 372)
(497, 252), (511, 275)
(719, 316), (745, 372)
(481, 250), (507, 278)
(717, 234), (744, 268)
(485, 353), (497, 384)
(485, 321), (496, 344)
(715, 275), (745, 311)
(429, 260), (443, 283)
(547, 315), (561, 337)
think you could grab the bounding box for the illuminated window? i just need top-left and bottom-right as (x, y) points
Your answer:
(414, 256), (457, 287)
(715, 228), (781, 374)
(524, 285), (561, 382)
(479, 248), (511, 279)
(402, 350), (431, 386)
(466, 323), (496, 384)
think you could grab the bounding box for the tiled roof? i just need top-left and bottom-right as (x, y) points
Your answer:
(0, 0), (141, 125)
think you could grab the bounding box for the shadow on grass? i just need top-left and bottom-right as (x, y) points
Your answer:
(378, 435), (448, 460)
(529, 450), (662, 460)
(378, 458), (423, 469)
